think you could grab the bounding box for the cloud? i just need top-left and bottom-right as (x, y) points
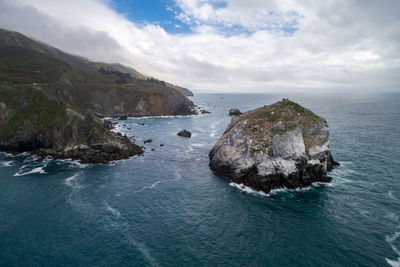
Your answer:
(0, 0), (399, 93)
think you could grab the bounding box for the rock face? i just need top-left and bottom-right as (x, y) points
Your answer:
(229, 108), (242, 116)
(0, 28), (197, 163)
(209, 99), (338, 194)
(0, 85), (143, 163)
(177, 130), (192, 138)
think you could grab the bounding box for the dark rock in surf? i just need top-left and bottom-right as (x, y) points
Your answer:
(177, 129), (191, 138)
(229, 108), (242, 116)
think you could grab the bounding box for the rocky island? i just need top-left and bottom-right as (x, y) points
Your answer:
(0, 29), (195, 163)
(209, 99), (338, 194)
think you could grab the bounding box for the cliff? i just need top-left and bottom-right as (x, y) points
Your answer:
(209, 99), (339, 194)
(0, 28), (196, 162)
(0, 84), (143, 163)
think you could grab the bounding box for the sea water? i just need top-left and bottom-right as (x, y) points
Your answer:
(0, 93), (399, 266)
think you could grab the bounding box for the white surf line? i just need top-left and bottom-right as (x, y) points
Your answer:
(230, 181), (332, 197)
(13, 165), (47, 176)
(229, 182), (268, 197)
(0, 161), (13, 167)
(209, 121), (220, 138)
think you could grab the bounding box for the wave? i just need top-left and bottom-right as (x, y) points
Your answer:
(229, 182), (267, 197)
(13, 165), (47, 176)
(0, 160), (13, 167)
(56, 159), (90, 169)
(386, 258), (400, 267)
(188, 143), (206, 152)
(229, 181), (331, 197)
(64, 174), (81, 188)
(134, 181), (162, 193)
(107, 114), (197, 120)
(209, 121), (220, 138)
(386, 232), (400, 266)
(105, 202), (121, 218)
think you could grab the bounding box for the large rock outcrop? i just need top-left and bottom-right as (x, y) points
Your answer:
(209, 99), (338, 194)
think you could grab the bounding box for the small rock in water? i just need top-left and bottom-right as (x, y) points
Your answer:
(201, 109), (211, 114)
(144, 139), (153, 144)
(160, 144), (164, 146)
(138, 123), (145, 126)
(177, 129), (191, 138)
(229, 108), (242, 116)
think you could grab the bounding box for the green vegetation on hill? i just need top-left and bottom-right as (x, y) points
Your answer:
(0, 28), (194, 161)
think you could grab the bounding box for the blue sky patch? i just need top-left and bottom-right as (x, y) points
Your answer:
(110, 0), (299, 36)
(110, 0), (191, 34)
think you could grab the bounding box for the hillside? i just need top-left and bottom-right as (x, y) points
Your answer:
(0, 28), (196, 162)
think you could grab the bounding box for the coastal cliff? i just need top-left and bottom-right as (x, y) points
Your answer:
(0, 84), (143, 163)
(0, 28), (195, 162)
(209, 99), (338, 194)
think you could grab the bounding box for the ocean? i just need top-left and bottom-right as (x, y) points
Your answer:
(0, 93), (399, 266)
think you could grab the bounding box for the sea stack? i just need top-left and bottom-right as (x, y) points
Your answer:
(209, 99), (338, 194)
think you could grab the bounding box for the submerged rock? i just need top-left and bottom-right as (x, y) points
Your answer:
(177, 129), (191, 138)
(209, 99), (338, 194)
(201, 109), (211, 114)
(229, 108), (242, 116)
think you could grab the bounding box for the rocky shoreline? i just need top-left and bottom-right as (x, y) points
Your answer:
(209, 99), (339, 194)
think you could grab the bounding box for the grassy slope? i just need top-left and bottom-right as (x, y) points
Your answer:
(0, 29), (194, 117)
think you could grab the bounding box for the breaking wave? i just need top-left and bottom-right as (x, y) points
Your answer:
(14, 165), (47, 176)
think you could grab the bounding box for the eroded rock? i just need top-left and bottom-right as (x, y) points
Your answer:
(209, 99), (338, 194)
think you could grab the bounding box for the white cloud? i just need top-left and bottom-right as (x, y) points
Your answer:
(0, 0), (399, 93)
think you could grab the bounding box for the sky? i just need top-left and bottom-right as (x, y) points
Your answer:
(0, 0), (399, 93)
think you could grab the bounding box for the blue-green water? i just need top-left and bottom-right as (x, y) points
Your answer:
(0, 93), (399, 266)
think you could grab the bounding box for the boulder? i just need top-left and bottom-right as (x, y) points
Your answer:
(209, 99), (338, 194)
(229, 108), (242, 116)
(118, 115), (127, 120)
(177, 129), (192, 138)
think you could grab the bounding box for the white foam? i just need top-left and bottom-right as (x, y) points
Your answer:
(124, 114), (196, 120)
(0, 161), (13, 167)
(386, 258), (400, 267)
(135, 181), (162, 193)
(13, 165), (47, 176)
(386, 232), (400, 266)
(105, 202), (121, 218)
(229, 182), (267, 197)
(64, 174), (80, 188)
(188, 143), (205, 152)
(209, 121), (219, 138)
